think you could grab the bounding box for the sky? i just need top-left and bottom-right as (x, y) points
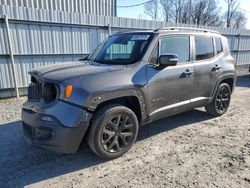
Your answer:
(117, 0), (250, 29)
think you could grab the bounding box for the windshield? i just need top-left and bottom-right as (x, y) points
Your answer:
(88, 33), (153, 65)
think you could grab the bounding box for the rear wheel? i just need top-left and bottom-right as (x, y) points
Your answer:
(87, 104), (139, 159)
(205, 83), (231, 116)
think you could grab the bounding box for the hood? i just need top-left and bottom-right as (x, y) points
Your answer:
(29, 61), (125, 82)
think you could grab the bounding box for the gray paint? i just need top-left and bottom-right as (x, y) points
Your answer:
(25, 30), (236, 125)
(22, 99), (92, 128)
(21, 29), (236, 153)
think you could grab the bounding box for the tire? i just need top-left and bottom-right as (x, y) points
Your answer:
(87, 104), (139, 159)
(205, 83), (231, 116)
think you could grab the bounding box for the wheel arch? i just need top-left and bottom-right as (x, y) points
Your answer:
(86, 89), (148, 124)
(211, 74), (236, 101)
(94, 96), (143, 123)
(220, 77), (235, 92)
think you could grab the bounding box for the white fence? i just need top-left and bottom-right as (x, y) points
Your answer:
(0, 4), (250, 98)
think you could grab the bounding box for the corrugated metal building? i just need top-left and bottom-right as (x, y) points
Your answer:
(0, 0), (117, 16)
(0, 2), (250, 98)
(0, 1), (117, 98)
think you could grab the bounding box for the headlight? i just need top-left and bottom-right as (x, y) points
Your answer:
(43, 83), (57, 103)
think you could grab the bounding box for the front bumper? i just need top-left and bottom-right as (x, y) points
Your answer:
(21, 100), (92, 153)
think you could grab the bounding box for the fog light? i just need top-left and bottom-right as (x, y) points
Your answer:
(41, 116), (54, 122)
(35, 128), (52, 140)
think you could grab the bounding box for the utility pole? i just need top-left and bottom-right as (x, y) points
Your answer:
(189, 0), (192, 24)
(4, 15), (19, 98)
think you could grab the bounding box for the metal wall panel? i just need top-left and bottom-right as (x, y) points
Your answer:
(0, 4), (250, 95)
(236, 51), (250, 65)
(0, 0), (116, 16)
(5, 23), (109, 55)
(239, 36), (250, 50)
(0, 22), (8, 54)
(12, 55), (85, 87)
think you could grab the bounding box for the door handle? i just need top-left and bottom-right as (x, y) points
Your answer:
(181, 69), (193, 78)
(212, 64), (222, 71)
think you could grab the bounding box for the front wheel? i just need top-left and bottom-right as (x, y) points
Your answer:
(205, 83), (231, 116)
(87, 104), (139, 159)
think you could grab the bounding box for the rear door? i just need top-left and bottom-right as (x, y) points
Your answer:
(192, 35), (224, 106)
(146, 35), (195, 119)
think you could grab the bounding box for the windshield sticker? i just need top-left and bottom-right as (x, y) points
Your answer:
(131, 35), (150, 41)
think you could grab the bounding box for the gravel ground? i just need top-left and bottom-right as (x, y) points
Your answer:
(0, 70), (249, 187)
(0, 97), (26, 125)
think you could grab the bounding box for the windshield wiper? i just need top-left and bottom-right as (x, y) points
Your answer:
(79, 56), (89, 61)
(94, 60), (111, 64)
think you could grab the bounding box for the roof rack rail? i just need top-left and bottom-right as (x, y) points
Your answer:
(155, 27), (220, 34)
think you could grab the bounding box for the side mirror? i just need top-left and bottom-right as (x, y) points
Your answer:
(159, 54), (178, 68)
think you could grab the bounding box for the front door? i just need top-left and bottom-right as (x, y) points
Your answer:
(146, 35), (195, 120)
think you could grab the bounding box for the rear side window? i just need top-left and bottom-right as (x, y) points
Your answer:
(215, 38), (223, 54)
(195, 36), (214, 61)
(160, 36), (190, 63)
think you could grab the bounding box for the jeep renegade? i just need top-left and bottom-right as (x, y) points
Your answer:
(22, 27), (236, 159)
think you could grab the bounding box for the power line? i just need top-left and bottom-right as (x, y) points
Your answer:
(238, 7), (250, 14)
(117, 0), (153, 8)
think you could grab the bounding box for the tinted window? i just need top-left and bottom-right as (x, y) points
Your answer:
(160, 36), (190, 63)
(195, 37), (214, 60)
(215, 38), (223, 54)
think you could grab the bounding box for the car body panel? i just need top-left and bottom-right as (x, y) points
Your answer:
(22, 29), (237, 154)
(29, 61), (125, 83)
(146, 63), (195, 120)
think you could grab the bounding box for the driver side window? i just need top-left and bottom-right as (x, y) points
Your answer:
(149, 36), (190, 65)
(160, 36), (190, 63)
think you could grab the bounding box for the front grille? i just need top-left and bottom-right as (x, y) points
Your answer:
(28, 83), (42, 102)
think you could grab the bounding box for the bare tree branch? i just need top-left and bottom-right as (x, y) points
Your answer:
(226, 0), (240, 28)
(145, 0), (247, 28)
(144, 0), (159, 20)
(231, 11), (247, 28)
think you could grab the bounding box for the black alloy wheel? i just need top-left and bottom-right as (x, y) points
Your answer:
(88, 104), (139, 159)
(215, 85), (230, 114)
(205, 83), (231, 116)
(101, 114), (135, 153)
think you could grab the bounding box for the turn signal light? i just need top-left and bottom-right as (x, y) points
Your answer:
(64, 85), (73, 99)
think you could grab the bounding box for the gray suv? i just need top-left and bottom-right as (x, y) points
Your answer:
(22, 27), (236, 159)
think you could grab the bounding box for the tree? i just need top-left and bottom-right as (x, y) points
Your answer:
(160, 0), (188, 23)
(225, 0), (240, 28)
(231, 11), (247, 28)
(192, 0), (222, 26)
(160, 0), (222, 26)
(160, 0), (171, 22)
(144, 0), (159, 20)
(145, 0), (247, 28)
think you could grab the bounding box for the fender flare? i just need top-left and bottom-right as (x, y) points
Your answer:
(210, 73), (236, 102)
(85, 88), (148, 120)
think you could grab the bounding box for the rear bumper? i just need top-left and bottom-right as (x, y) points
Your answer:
(21, 100), (92, 153)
